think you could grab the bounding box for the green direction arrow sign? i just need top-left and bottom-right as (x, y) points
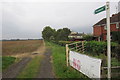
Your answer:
(94, 5), (106, 14)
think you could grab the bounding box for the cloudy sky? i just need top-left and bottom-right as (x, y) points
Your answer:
(1, 0), (120, 39)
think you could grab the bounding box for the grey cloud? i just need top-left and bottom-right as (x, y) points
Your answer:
(2, 2), (119, 39)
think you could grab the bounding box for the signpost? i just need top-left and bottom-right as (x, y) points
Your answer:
(94, 2), (111, 79)
(106, 2), (111, 79)
(94, 6), (106, 14)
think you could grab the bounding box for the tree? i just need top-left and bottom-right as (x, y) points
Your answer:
(42, 26), (71, 41)
(42, 26), (55, 40)
(62, 28), (71, 40)
(55, 28), (71, 41)
(55, 29), (63, 41)
(83, 34), (93, 41)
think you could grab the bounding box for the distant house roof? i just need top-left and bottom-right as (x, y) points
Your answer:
(69, 34), (83, 36)
(94, 12), (120, 26)
(68, 32), (84, 36)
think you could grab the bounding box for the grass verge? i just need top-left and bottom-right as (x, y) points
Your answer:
(46, 41), (88, 78)
(2, 56), (16, 70)
(17, 56), (42, 78)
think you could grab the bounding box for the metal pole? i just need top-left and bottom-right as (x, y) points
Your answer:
(106, 2), (111, 79)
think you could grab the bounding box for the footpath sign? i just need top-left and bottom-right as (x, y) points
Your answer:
(69, 51), (102, 78)
(94, 2), (111, 79)
(94, 5), (106, 14)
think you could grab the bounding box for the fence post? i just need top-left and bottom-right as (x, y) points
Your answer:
(66, 44), (69, 67)
(82, 41), (84, 53)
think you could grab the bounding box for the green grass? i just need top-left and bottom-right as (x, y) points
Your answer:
(46, 41), (88, 78)
(2, 56), (16, 70)
(17, 56), (42, 78)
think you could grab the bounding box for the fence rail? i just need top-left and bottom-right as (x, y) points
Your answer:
(68, 41), (85, 54)
(102, 66), (120, 69)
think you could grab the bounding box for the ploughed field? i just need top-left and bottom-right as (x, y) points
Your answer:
(2, 40), (42, 56)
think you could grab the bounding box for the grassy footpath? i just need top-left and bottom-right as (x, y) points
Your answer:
(2, 56), (16, 70)
(17, 56), (42, 78)
(46, 41), (88, 78)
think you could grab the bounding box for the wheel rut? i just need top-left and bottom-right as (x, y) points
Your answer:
(2, 57), (31, 78)
(37, 48), (55, 78)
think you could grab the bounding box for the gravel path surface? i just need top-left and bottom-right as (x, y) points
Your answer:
(2, 57), (31, 78)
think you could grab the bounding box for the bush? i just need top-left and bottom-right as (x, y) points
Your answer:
(115, 45), (120, 61)
(84, 41), (118, 56)
(52, 40), (120, 61)
(83, 35), (94, 41)
(51, 41), (74, 46)
(111, 31), (120, 44)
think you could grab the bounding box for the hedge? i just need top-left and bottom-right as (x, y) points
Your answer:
(50, 40), (119, 60)
(84, 41), (118, 56)
(51, 41), (74, 46)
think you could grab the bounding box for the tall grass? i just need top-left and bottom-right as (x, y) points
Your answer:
(46, 41), (88, 78)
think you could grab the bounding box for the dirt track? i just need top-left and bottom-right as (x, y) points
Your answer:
(2, 57), (31, 78)
(2, 40), (54, 78)
(37, 48), (55, 78)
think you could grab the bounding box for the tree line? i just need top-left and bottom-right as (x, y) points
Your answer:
(42, 26), (71, 42)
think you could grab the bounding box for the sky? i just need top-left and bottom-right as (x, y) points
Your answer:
(1, 0), (120, 39)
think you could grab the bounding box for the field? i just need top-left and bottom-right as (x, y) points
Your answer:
(2, 40), (44, 73)
(2, 40), (42, 56)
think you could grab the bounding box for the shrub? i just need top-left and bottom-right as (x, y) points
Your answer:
(83, 35), (94, 41)
(84, 41), (118, 56)
(51, 41), (74, 46)
(111, 31), (120, 44)
(115, 45), (120, 61)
